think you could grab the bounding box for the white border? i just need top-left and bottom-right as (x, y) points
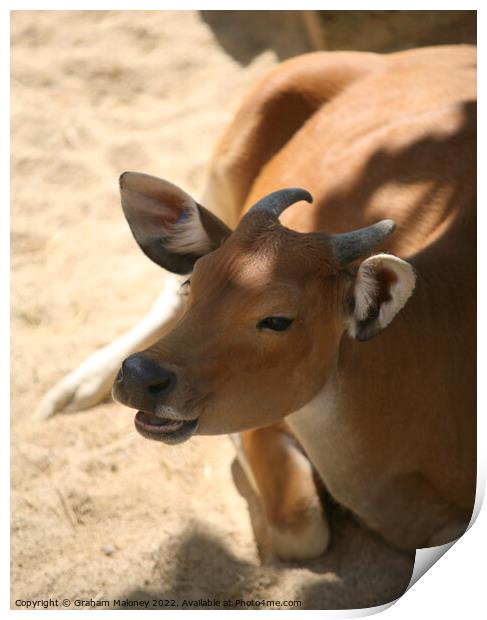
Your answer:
(6, 4), (483, 618)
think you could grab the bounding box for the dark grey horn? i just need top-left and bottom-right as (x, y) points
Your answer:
(333, 219), (396, 264)
(246, 187), (313, 219)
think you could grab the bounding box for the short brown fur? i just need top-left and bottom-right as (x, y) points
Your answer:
(122, 46), (476, 557)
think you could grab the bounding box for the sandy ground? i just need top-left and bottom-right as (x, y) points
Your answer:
(11, 11), (414, 610)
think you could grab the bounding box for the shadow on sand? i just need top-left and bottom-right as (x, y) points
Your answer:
(200, 11), (315, 66)
(113, 498), (414, 610)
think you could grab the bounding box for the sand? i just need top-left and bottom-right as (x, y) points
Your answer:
(11, 11), (414, 610)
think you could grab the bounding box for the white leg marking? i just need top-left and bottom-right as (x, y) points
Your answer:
(33, 273), (184, 420)
(269, 496), (330, 561)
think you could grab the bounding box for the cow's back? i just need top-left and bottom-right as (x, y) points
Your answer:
(246, 45), (476, 256)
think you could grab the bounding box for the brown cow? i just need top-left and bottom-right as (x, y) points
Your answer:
(37, 46), (476, 561)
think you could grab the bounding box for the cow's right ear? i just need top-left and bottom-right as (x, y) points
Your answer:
(119, 171), (231, 275)
(346, 253), (416, 341)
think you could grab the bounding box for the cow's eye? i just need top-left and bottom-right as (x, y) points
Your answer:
(257, 317), (294, 331)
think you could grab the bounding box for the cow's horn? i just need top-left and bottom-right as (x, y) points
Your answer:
(333, 219), (396, 265)
(246, 188), (313, 219)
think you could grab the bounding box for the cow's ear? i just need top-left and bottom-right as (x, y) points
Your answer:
(347, 254), (416, 341)
(119, 172), (231, 275)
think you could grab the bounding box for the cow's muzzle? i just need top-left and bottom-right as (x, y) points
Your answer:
(112, 353), (198, 444)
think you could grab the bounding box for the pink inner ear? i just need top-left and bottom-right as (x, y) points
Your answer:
(145, 185), (191, 226)
(122, 190), (196, 245)
(157, 193), (186, 225)
(120, 172), (196, 233)
(122, 193), (176, 246)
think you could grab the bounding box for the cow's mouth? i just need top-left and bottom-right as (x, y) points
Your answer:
(134, 410), (198, 444)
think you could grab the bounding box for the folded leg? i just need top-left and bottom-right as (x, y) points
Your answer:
(236, 423), (330, 561)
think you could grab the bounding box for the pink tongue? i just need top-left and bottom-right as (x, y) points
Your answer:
(136, 411), (184, 433)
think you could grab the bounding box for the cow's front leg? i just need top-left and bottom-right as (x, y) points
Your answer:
(237, 423), (330, 561)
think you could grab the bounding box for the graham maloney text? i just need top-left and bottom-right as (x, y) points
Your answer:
(112, 600), (151, 608)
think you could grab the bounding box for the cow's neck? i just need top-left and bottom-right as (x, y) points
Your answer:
(286, 369), (343, 482)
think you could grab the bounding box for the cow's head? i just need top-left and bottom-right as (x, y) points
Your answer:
(113, 172), (416, 444)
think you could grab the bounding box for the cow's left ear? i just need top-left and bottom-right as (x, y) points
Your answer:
(120, 171), (231, 275)
(347, 254), (416, 341)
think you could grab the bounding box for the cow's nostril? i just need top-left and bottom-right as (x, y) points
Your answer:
(148, 378), (171, 394)
(118, 354), (176, 407)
